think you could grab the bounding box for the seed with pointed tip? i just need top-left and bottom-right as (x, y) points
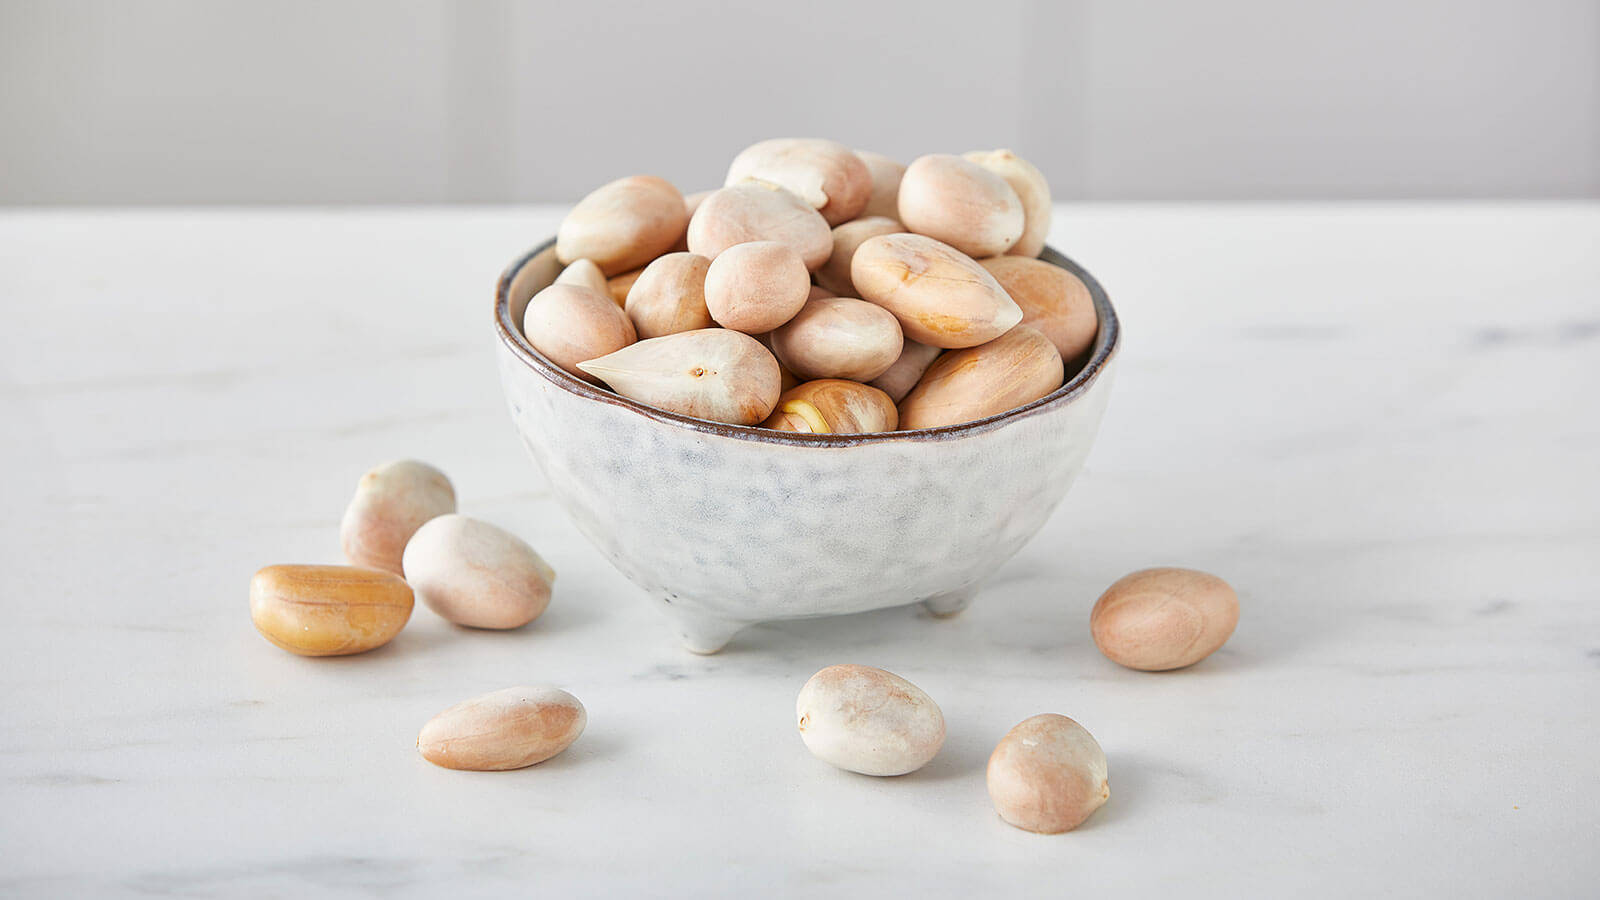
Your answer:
(850, 233), (1022, 349)
(577, 328), (781, 425)
(553, 258), (609, 296)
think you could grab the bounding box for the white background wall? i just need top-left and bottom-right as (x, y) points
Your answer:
(2, 0), (1596, 204)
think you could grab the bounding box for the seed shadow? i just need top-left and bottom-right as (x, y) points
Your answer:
(898, 728), (993, 784)
(375, 621), (459, 656)
(1075, 749), (1163, 831)
(532, 731), (622, 771)
(517, 598), (605, 637)
(376, 598), (606, 658)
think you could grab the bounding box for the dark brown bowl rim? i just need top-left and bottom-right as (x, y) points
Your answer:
(495, 238), (1121, 446)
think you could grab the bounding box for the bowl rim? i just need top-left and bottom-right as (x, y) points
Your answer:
(495, 237), (1121, 446)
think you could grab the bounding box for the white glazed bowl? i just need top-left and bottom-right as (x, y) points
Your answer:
(496, 240), (1121, 653)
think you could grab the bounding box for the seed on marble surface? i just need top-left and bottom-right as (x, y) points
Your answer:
(854, 149), (906, 220)
(557, 175), (688, 276)
(762, 379), (898, 434)
(867, 338), (941, 404)
(769, 295), (903, 383)
(339, 459), (456, 575)
(815, 215), (905, 297)
(979, 256), (1097, 362)
(850, 233), (1022, 349)
(249, 564), (413, 656)
(418, 686), (586, 771)
(725, 138), (873, 226)
(686, 182), (833, 270)
(987, 714), (1109, 834)
(402, 514), (555, 630)
(703, 240), (811, 334)
(522, 283), (637, 381)
(553, 257), (610, 296)
(963, 149), (1052, 258)
(1090, 567), (1239, 671)
(578, 328), (782, 425)
(897, 154), (1024, 258)
(796, 664), (944, 776)
(898, 325), (1063, 430)
(625, 252), (714, 339)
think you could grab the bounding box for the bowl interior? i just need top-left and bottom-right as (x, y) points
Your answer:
(496, 239), (1120, 445)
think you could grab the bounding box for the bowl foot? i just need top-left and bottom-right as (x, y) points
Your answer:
(669, 609), (749, 655)
(921, 586), (977, 618)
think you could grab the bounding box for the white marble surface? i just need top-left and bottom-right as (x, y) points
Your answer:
(0, 204), (1595, 898)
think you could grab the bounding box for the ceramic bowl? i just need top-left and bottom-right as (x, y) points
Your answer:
(495, 239), (1121, 653)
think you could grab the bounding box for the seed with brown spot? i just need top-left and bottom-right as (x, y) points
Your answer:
(578, 329), (782, 425)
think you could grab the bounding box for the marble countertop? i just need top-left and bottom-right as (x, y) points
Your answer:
(1, 204), (1595, 898)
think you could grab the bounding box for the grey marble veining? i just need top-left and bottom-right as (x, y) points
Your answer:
(0, 205), (1596, 898)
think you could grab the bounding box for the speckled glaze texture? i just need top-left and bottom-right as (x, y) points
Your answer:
(497, 239), (1120, 652)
